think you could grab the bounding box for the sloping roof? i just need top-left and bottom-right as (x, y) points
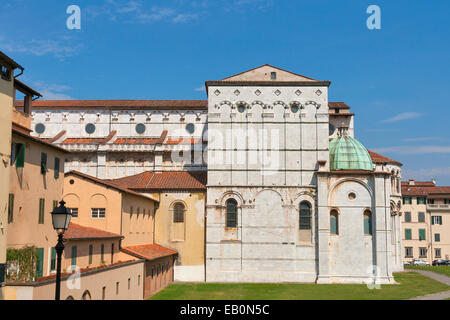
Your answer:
(368, 150), (403, 166)
(65, 171), (158, 202)
(401, 180), (450, 197)
(219, 64), (320, 82)
(329, 102), (350, 110)
(12, 128), (70, 154)
(402, 181), (436, 187)
(14, 79), (42, 97)
(121, 244), (177, 261)
(15, 100), (208, 110)
(64, 222), (122, 241)
(0, 51), (23, 70)
(111, 171), (207, 191)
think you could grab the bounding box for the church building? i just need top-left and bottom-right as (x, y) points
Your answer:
(23, 65), (404, 284)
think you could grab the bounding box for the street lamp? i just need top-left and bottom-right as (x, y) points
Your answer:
(50, 200), (72, 301)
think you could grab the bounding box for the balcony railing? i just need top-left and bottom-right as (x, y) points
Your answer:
(427, 204), (450, 210)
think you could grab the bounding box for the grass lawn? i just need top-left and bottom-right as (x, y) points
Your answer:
(150, 272), (449, 300)
(404, 265), (450, 277)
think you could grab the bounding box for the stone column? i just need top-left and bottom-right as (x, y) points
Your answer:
(373, 173), (393, 283)
(316, 172), (330, 283)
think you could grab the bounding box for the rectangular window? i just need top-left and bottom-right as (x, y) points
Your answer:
(50, 247), (56, 271)
(403, 197), (412, 205)
(116, 282), (119, 295)
(419, 229), (426, 241)
(428, 199), (435, 204)
(71, 246), (77, 266)
(444, 199), (450, 204)
(38, 198), (45, 224)
(0, 64), (11, 81)
(36, 248), (44, 278)
(53, 200), (58, 209)
(54, 157), (60, 179)
(138, 275), (141, 286)
(91, 208), (106, 218)
(405, 247), (413, 258)
(89, 245), (93, 265)
(102, 287), (106, 300)
(417, 197), (426, 204)
(69, 208), (78, 218)
(111, 243), (114, 264)
(405, 229), (412, 240)
(404, 212), (411, 223)
(435, 234), (441, 242)
(419, 247), (427, 258)
(432, 216), (443, 225)
(11, 143), (25, 168)
(101, 244), (105, 263)
(8, 194), (14, 223)
(128, 278), (131, 290)
(435, 248), (441, 258)
(418, 212), (425, 223)
(40, 152), (47, 174)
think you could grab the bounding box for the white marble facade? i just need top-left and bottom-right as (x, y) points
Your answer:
(29, 65), (403, 283)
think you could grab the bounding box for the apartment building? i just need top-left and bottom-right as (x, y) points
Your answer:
(401, 179), (450, 264)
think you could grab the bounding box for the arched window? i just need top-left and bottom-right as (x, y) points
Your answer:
(364, 210), (373, 235)
(173, 203), (185, 223)
(226, 199), (237, 228)
(330, 210), (339, 235)
(299, 201), (312, 230)
(82, 290), (91, 300)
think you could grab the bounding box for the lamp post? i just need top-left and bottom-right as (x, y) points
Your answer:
(50, 200), (72, 301)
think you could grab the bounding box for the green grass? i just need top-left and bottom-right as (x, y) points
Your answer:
(405, 265), (450, 277)
(150, 272), (449, 300)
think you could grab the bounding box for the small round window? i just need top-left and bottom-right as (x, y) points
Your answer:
(237, 104), (246, 113)
(85, 123), (96, 134)
(136, 123), (146, 134)
(291, 105), (299, 113)
(35, 123), (46, 134)
(348, 192), (356, 200)
(186, 123), (195, 134)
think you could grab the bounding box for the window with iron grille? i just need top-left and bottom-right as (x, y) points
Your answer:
(91, 208), (106, 218)
(419, 247), (427, 258)
(226, 199), (237, 228)
(405, 247), (413, 258)
(173, 203), (185, 223)
(299, 201), (312, 230)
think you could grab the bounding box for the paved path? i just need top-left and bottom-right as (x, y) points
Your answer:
(409, 270), (450, 300)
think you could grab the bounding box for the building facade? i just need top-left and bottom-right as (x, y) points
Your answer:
(26, 64), (404, 284)
(401, 179), (450, 264)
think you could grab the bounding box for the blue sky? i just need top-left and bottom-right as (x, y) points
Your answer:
(1, 0), (450, 184)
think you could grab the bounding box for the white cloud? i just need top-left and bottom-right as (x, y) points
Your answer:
(0, 38), (82, 59)
(402, 137), (443, 142)
(194, 86), (205, 92)
(371, 145), (450, 155)
(379, 112), (423, 123)
(402, 167), (450, 181)
(30, 81), (73, 100)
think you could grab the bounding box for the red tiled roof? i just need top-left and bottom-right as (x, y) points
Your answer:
(63, 138), (108, 144)
(166, 138), (203, 145)
(368, 150), (403, 166)
(15, 100), (208, 110)
(121, 244), (177, 261)
(402, 181), (436, 187)
(64, 222), (123, 240)
(65, 171), (159, 202)
(328, 102), (350, 110)
(401, 180), (450, 197)
(111, 171), (207, 191)
(12, 128), (70, 153)
(114, 130), (168, 145)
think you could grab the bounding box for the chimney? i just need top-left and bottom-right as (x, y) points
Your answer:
(409, 179), (415, 186)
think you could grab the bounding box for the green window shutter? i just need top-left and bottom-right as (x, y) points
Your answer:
(8, 194), (14, 223)
(16, 144), (25, 168)
(419, 229), (426, 240)
(50, 247), (56, 271)
(89, 245), (93, 265)
(71, 246), (77, 267)
(435, 234), (441, 242)
(38, 199), (45, 224)
(40, 152), (47, 174)
(36, 248), (44, 278)
(439, 216), (443, 225)
(54, 157), (60, 179)
(405, 229), (412, 240)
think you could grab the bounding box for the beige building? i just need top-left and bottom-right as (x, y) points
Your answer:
(0, 52), (26, 298)
(63, 171), (177, 298)
(401, 180), (450, 264)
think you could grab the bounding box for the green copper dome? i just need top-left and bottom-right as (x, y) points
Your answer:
(329, 134), (374, 171)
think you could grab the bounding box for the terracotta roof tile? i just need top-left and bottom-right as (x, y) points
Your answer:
(111, 171), (207, 191)
(64, 222), (122, 240)
(121, 244), (177, 261)
(368, 150), (403, 166)
(65, 171), (158, 202)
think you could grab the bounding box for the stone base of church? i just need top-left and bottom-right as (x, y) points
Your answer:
(206, 271), (318, 283)
(174, 265), (205, 282)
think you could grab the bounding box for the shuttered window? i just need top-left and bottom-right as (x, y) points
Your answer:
(405, 229), (412, 240)
(50, 247), (56, 271)
(226, 199), (237, 228)
(40, 152), (47, 174)
(36, 248), (44, 278)
(71, 246), (77, 267)
(8, 194), (14, 223)
(54, 157), (60, 179)
(13, 143), (25, 168)
(435, 233), (441, 242)
(419, 229), (426, 241)
(38, 199), (45, 224)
